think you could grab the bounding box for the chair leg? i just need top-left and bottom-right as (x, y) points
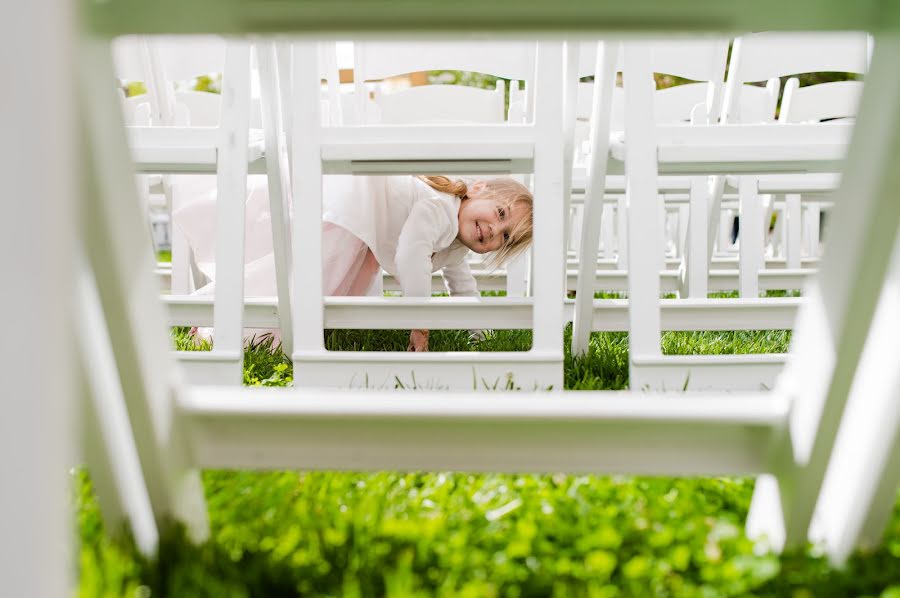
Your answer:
(210, 42), (251, 381)
(738, 177), (763, 298)
(571, 41), (618, 357)
(601, 203), (615, 260)
(530, 42), (566, 383)
(684, 177), (709, 298)
(785, 193), (802, 269)
(76, 259), (158, 557)
(291, 41), (326, 363)
(810, 231), (900, 565)
(79, 35), (208, 540)
(257, 41), (295, 356)
(623, 42), (662, 387)
(5, 6), (77, 591)
(748, 33), (900, 553)
(677, 203), (690, 261)
(506, 250), (528, 297)
(561, 41), (580, 264)
(617, 195), (628, 270)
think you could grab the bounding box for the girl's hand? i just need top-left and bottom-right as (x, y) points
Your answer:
(407, 329), (430, 352)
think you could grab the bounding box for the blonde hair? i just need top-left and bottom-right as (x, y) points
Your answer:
(418, 175), (534, 267)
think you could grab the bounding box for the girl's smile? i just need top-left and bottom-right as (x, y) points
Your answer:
(457, 195), (529, 254)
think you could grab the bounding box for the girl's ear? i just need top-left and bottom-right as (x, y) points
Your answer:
(469, 181), (486, 197)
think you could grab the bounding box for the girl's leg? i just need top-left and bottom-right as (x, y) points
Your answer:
(322, 222), (380, 296)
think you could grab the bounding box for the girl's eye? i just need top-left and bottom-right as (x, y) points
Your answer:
(498, 207), (506, 219)
(504, 232), (510, 242)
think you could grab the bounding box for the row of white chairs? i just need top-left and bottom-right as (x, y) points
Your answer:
(69, 22), (900, 572)
(114, 34), (868, 393)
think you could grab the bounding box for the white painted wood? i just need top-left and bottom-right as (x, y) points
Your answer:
(293, 350), (562, 390)
(780, 79), (863, 125)
(729, 33), (869, 87)
(601, 203), (615, 259)
(803, 203), (821, 257)
(81, 22), (900, 568)
(749, 34), (900, 550)
(505, 250), (528, 297)
(170, 213), (195, 294)
(277, 40), (294, 158)
(257, 41), (294, 356)
(572, 41), (618, 356)
(609, 122), (854, 175)
(209, 42), (251, 382)
(561, 41), (580, 267)
(676, 203), (689, 261)
(181, 388), (788, 475)
(630, 354), (787, 392)
(707, 33), (866, 270)
(76, 260), (158, 557)
(1, 2), (74, 591)
(739, 177), (763, 297)
(291, 41), (327, 360)
(623, 44), (662, 378)
(811, 231), (900, 565)
(785, 194), (803, 269)
(617, 195), (628, 269)
(684, 176), (709, 297)
(529, 42), (566, 370)
(367, 265), (809, 294)
(377, 83), (505, 125)
(164, 295), (802, 332)
(79, 37), (209, 541)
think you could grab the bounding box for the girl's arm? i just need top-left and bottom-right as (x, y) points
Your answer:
(442, 256), (485, 343)
(441, 257), (479, 298)
(394, 200), (447, 298)
(395, 200), (451, 351)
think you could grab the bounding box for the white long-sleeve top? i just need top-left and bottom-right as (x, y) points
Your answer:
(323, 176), (478, 298)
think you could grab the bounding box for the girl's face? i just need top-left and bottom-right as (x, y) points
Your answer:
(457, 190), (529, 254)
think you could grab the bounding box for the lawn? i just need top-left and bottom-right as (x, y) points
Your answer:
(77, 314), (900, 597)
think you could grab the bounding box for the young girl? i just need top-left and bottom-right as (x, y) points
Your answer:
(176, 174), (534, 351)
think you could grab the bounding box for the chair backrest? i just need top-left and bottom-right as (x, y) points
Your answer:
(142, 36), (270, 128)
(778, 78), (864, 124)
(150, 35), (226, 83)
(571, 79), (775, 158)
(373, 81), (506, 125)
(354, 41), (535, 82)
(120, 94), (152, 126)
(111, 36), (148, 82)
(351, 41), (536, 124)
(111, 36), (157, 125)
(722, 32), (870, 123)
(578, 38), (729, 121)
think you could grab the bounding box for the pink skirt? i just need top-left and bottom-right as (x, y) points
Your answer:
(176, 183), (381, 348)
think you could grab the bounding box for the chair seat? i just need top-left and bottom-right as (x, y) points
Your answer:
(724, 172), (841, 193)
(319, 124), (535, 174)
(128, 126), (265, 173)
(609, 123), (853, 174)
(571, 170), (693, 193)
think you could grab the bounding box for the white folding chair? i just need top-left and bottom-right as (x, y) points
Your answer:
(567, 78), (779, 292)
(289, 39), (567, 389)
(67, 18), (900, 577)
(773, 77), (865, 269)
(709, 32), (870, 298)
(352, 41), (537, 298)
(617, 34), (865, 391)
(122, 36), (256, 383)
(569, 38), (730, 356)
(362, 57), (516, 295)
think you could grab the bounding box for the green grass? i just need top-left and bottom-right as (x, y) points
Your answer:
(76, 318), (900, 597)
